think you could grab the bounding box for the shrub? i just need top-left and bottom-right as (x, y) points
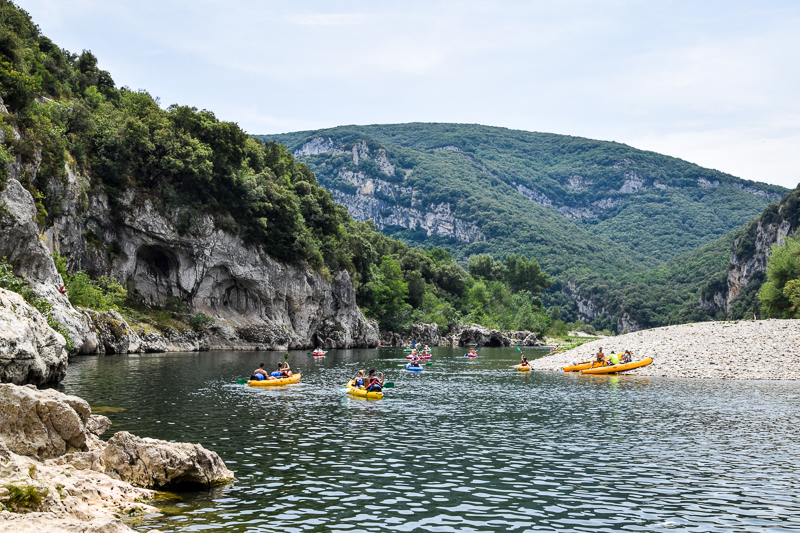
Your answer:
(189, 312), (215, 330)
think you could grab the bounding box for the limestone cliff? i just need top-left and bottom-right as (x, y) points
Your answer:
(700, 187), (799, 314)
(39, 167), (379, 351)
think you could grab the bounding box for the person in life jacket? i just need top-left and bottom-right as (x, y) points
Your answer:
(251, 363), (269, 381)
(366, 369), (383, 392)
(520, 355), (529, 367)
(354, 370), (366, 388)
(410, 354), (421, 367)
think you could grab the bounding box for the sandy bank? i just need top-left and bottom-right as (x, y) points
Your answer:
(531, 319), (800, 380)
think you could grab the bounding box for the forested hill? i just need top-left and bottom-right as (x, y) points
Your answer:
(259, 124), (785, 278)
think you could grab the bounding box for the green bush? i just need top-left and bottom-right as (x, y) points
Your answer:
(759, 235), (800, 318)
(189, 312), (215, 330)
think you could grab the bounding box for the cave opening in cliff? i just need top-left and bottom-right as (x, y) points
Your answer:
(485, 337), (504, 347)
(136, 245), (177, 279)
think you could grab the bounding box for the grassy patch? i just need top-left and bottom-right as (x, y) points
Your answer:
(5, 484), (47, 509)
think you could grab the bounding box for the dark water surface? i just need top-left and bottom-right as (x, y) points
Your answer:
(57, 347), (800, 532)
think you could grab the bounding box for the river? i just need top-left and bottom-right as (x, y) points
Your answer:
(56, 347), (800, 532)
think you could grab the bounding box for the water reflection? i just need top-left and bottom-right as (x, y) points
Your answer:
(57, 347), (800, 532)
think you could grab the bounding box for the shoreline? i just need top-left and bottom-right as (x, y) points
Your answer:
(530, 319), (800, 380)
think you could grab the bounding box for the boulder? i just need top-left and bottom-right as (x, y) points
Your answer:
(80, 309), (141, 354)
(458, 324), (511, 347)
(102, 431), (233, 489)
(0, 289), (68, 385)
(505, 330), (544, 346)
(408, 323), (440, 346)
(0, 384), (109, 459)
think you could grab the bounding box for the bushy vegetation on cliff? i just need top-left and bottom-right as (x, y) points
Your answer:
(0, 1), (552, 335)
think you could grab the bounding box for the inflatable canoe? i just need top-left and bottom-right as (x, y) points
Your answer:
(247, 373), (302, 387)
(345, 380), (383, 400)
(563, 362), (594, 372)
(516, 364), (531, 372)
(581, 358), (653, 375)
(405, 364), (424, 372)
(311, 351), (327, 356)
(465, 353), (478, 358)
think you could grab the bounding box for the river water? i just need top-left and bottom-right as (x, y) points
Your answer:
(57, 347), (800, 532)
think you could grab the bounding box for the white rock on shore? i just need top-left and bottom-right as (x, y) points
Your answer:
(532, 319), (800, 380)
(0, 384), (232, 533)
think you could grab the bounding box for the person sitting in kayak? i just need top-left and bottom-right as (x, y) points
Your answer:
(366, 369), (383, 392)
(280, 362), (293, 377)
(409, 354), (421, 368)
(595, 347), (606, 364)
(251, 363), (269, 381)
(313, 347), (324, 355)
(520, 355), (530, 367)
(468, 347), (478, 356)
(621, 350), (632, 364)
(355, 370), (366, 388)
(608, 352), (621, 366)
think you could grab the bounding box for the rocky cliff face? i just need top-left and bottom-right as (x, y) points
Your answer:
(295, 137), (485, 244)
(0, 121), (378, 384)
(700, 188), (799, 313)
(39, 167), (379, 351)
(561, 282), (641, 333)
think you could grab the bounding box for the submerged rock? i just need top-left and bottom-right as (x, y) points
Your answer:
(0, 289), (68, 385)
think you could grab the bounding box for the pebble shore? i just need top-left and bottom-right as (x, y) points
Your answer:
(532, 319), (800, 380)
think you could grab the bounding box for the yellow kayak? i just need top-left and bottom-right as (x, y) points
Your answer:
(581, 358), (653, 375)
(345, 380), (384, 400)
(247, 373), (302, 387)
(563, 362), (594, 372)
(516, 364), (531, 372)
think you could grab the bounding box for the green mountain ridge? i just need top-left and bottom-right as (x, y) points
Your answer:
(259, 123), (789, 331)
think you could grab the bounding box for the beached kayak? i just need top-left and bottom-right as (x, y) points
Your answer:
(581, 358), (653, 375)
(405, 364), (424, 372)
(516, 364), (531, 372)
(563, 362), (594, 372)
(345, 380), (384, 400)
(247, 373), (302, 387)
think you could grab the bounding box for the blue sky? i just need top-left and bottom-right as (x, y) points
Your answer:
(19, 0), (800, 188)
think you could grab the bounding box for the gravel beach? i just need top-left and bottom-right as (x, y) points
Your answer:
(532, 319), (800, 380)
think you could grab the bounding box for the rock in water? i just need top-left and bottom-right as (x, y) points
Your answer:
(0, 289), (68, 385)
(102, 431), (234, 489)
(0, 384), (109, 459)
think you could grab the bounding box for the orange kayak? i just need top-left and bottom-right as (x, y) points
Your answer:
(563, 362), (594, 372)
(581, 358), (653, 375)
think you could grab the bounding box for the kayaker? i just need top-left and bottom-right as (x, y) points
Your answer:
(621, 350), (632, 363)
(520, 355), (529, 367)
(354, 370), (366, 388)
(468, 347), (478, 356)
(281, 362), (293, 377)
(366, 369), (383, 392)
(252, 363), (269, 381)
(608, 352), (621, 365)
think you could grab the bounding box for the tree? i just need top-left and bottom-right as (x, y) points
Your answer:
(504, 254), (551, 294)
(468, 254), (505, 281)
(759, 235), (800, 318)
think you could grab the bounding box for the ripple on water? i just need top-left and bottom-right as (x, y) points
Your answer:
(56, 347), (800, 532)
